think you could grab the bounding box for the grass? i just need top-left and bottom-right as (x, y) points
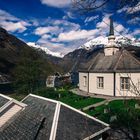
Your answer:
(84, 99), (140, 123)
(59, 94), (104, 109)
(8, 93), (26, 101)
(35, 87), (104, 109)
(8, 87), (104, 109)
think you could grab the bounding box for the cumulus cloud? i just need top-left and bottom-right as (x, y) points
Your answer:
(40, 0), (71, 8)
(0, 9), (30, 33)
(34, 26), (60, 35)
(57, 29), (98, 41)
(96, 14), (129, 37)
(127, 17), (140, 24)
(37, 37), (72, 54)
(0, 21), (27, 33)
(34, 19), (80, 36)
(34, 14), (138, 54)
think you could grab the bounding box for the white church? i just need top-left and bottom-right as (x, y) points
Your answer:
(79, 19), (140, 97)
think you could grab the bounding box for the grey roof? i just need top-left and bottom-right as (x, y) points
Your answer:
(55, 105), (106, 140)
(0, 94), (10, 108)
(0, 94), (109, 140)
(79, 49), (140, 73)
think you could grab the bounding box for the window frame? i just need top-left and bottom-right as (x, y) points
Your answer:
(120, 77), (130, 91)
(97, 77), (104, 89)
(83, 76), (87, 87)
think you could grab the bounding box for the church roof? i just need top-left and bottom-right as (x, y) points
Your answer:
(0, 94), (109, 140)
(79, 49), (140, 73)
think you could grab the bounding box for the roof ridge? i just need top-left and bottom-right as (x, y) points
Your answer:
(125, 49), (140, 66)
(113, 51), (123, 71)
(24, 94), (109, 127)
(0, 94), (12, 100)
(49, 102), (61, 140)
(88, 53), (101, 71)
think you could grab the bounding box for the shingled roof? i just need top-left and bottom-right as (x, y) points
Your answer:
(79, 49), (140, 73)
(0, 94), (109, 140)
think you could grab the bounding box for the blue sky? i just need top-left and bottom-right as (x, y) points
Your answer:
(0, 0), (139, 54)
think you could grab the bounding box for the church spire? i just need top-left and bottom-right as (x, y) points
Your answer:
(104, 18), (119, 56)
(109, 18), (114, 36)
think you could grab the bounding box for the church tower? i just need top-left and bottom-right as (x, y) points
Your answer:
(104, 18), (119, 56)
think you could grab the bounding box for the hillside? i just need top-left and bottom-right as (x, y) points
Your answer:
(0, 27), (62, 80)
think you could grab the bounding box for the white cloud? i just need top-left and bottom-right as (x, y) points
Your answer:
(34, 26), (60, 35)
(0, 21), (27, 33)
(34, 19), (80, 38)
(117, 2), (140, 14)
(0, 9), (18, 21)
(58, 29), (98, 41)
(37, 37), (71, 53)
(0, 9), (30, 33)
(127, 17), (140, 24)
(35, 15), (135, 54)
(96, 14), (129, 37)
(63, 11), (76, 20)
(130, 29), (140, 37)
(40, 0), (71, 8)
(117, 7), (128, 14)
(127, 2), (140, 14)
(84, 15), (99, 23)
(53, 19), (80, 31)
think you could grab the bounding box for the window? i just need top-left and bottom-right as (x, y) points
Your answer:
(138, 79), (140, 91)
(83, 76), (87, 87)
(97, 77), (104, 89)
(120, 77), (130, 90)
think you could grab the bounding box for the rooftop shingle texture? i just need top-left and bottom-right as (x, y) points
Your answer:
(0, 96), (9, 108)
(0, 95), (109, 140)
(55, 105), (106, 140)
(23, 96), (57, 140)
(79, 49), (140, 72)
(0, 107), (45, 140)
(0, 96), (56, 140)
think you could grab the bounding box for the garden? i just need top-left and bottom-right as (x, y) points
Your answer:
(34, 87), (104, 109)
(84, 99), (140, 123)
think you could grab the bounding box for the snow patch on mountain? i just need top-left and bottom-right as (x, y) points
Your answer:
(27, 42), (64, 58)
(80, 36), (140, 50)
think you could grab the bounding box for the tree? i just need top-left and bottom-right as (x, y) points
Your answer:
(110, 105), (140, 140)
(72, 0), (140, 25)
(13, 48), (46, 94)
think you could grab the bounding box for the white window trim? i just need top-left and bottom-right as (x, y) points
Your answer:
(83, 76), (87, 87)
(120, 77), (130, 91)
(97, 77), (104, 89)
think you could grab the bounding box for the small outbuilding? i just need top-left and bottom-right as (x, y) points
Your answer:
(46, 72), (71, 88)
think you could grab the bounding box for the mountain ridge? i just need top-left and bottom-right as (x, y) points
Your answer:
(0, 27), (63, 79)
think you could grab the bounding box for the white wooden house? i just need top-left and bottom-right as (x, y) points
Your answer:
(79, 19), (140, 97)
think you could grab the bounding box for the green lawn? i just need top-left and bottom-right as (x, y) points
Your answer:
(59, 95), (104, 109)
(84, 99), (140, 123)
(8, 87), (104, 109)
(35, 87), (104, 109)
(9, 93), (26, 101)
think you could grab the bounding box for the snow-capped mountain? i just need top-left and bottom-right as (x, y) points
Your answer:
(27, 42), (64, 58)
(80, 36), (140, 50)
